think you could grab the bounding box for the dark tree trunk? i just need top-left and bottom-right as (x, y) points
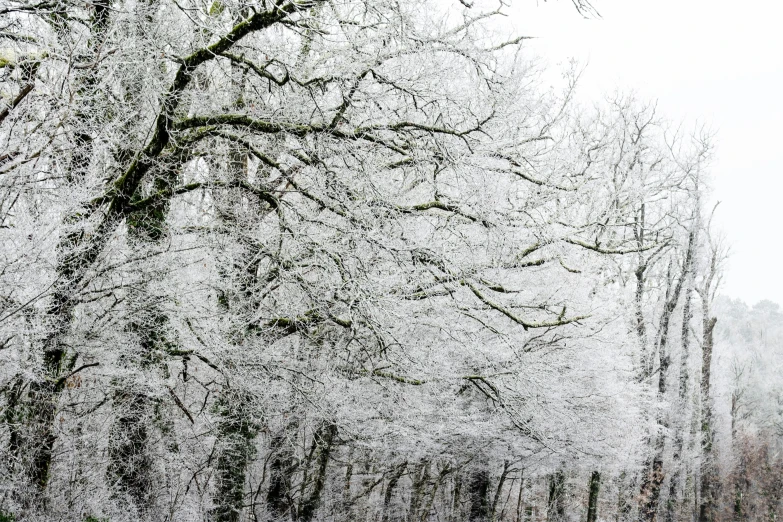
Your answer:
(547, 471), (566, 522)
(342, 457), (353, 517)
(639, 448), (665, 522)
(634, 203), (650, 378)
(587, 471), (601, 522)
(381, 462), (408, 522)
(491, 460), (512, 521)
(297, 422), (337, 522)
(12, 340), (72, 501)
(208, 390), (258, 522)
(731, 404), (747, 522)
(107, 391), (153, 510)
(667, 429), (686, 522)
(267, 434), (296, 521)
(515, 471), (525, 522)
(697, 221), (722, 522)
(469, 468), (491, 522)
(408, 461), (431, 521)
(420, 463), (452, 522)
(210, 50), (265, 520)
(106, 143), (181, 511)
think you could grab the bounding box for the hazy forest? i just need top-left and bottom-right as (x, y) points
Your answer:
(0, 0), (781, 520)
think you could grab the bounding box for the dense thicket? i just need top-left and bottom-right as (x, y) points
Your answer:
(0, 0), (779, 521)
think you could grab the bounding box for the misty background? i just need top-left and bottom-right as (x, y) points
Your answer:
(511, 0), (783, 306)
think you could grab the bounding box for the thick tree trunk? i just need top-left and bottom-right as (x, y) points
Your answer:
(12, 335), (72, 498)
(106, 282), (167, 509)
(469, 467), (491, 522)
(107, 390), (153, 509)
(208, 390), (258, 522)
(106, 150), (180, 510)
(667, 430), (686, 522)
(639, 456), (664, 522)
(211, 53), (264, 519)
(8, 1), (113, 499)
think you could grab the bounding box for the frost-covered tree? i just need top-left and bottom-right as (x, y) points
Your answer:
(0, 1), (739, 521)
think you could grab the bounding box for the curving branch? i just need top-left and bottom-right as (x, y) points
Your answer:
(464, 281), (588, 331)
(564, 237), (668, 255)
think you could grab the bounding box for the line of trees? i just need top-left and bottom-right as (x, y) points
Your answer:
(0, 0), (779, 521)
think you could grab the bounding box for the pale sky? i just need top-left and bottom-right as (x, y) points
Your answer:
(506, 0), (783, 306)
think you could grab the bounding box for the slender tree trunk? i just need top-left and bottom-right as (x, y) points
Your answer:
(685, 391), (701, 522)
(587, 471), (601, 522)
(381, 462), (407, 522)
(636, 263), (650, 376)
(452, 471), (463, 522)
(342, 456), (353, 517)
(697, 212), (723, 522)
(698, 314), (718, 522)
(515, 471), (525, 522)
(297, 422), (337, 522)
(491, 460), (512, 521)
(634, 204), (650, 378)
(547, 471), (566, 522)
(419, 463), (452, 522)
(668, 258), (696, 522)
(409, 461), (431, 522)
(267, 433), (296, 521)
(731, 394), (746, 522)
(641, 233), (694, 522)
(617, 471), (633, 522)
(732, 452), (746, 522)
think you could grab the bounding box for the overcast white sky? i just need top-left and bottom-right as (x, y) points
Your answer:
(506, 0), (783, 306)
